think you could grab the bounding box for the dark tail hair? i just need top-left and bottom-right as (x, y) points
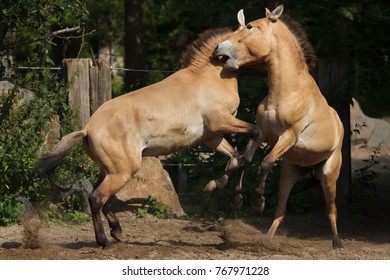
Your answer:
(35, 131), (87, 177)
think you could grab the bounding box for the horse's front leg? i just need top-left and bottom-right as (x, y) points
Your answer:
(204, 112), (262, 164)
(204, 113), (262, 208)
(203, 136), (241, 192)
(253, 129), (296, 212)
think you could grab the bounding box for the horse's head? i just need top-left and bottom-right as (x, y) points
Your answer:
(212, 5), (284, 70)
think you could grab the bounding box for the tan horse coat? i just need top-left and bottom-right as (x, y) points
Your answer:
(213, 6), (344, 248)
(36, 29), (261, 248)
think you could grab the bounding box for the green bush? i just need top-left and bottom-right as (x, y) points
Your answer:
(0, 0), (90, 225)
(0, 54), (96, 225)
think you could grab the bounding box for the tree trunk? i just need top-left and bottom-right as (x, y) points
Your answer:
(124, 0), (147, 91)
(0, 22), (8, 47)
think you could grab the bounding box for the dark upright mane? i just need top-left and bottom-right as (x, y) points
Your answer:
(179, 27), (233, 69)
(280, 15), (317, 69)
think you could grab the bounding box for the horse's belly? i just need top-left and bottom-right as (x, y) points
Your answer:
(142, 123), (205, 156)
(284, 132), (336, 166)
(264, 122), (337, 166)
(283, 145), (331, 167)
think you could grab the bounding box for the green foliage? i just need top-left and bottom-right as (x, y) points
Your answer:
(147, 195), (172, 218)
(0, 0), (88, 29)
(350, 144), (382, 210)
(0, 199), (25, 226)
(1, 0), (89, 61)
(0, 0), (91, 225)
(135, 207), (148, 219)
(0, 61), (72, 224)
(61, 208), (90, 223)
(135, 195), (172, 219)
(43, 204), (90, 225)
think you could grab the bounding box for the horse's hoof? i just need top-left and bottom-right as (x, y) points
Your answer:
(252, 195), (265, 213)
(110, 229), (123, 242)
(332, 239), (343, 249)
(230, 194), (243, 209)
(102, 241), (113, 250)
(204, 180), (217, 192)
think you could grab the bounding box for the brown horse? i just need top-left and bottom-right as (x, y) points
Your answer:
(35, 29), (262, 248)
(212, 5), (344, 248)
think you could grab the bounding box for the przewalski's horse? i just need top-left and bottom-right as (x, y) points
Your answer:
(212, 5), (344, 248)
(35, 28), (261, 248)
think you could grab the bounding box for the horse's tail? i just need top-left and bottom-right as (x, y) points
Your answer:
(35, 130), (87, 177)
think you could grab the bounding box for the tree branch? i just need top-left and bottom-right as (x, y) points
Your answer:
(0, 26), (81, 52)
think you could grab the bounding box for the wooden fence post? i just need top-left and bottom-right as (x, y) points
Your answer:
(63, 58), (91, 128)
(62, 58), (113, 210)
(312, 58), (351, 206)
(64, 58), (112, 127)
(90, 59), (112, 114)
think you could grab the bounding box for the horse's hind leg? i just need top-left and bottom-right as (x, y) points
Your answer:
(89, 173), (129, 248)
(102, 199), (123, 242)
(91, 170), (123, 242)
(267, 162), (308, 239)
(316, 149), (343, 249)
(89, 154), (141, 248)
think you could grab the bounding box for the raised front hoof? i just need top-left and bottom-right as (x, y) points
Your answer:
(230, 194), (243, 209)
(252, 195), (265, 213)
(110, 228), (123, 242)
(204, 180), (217, 192)
(225, 158), (240, 172)
(332, 238), (343, 249)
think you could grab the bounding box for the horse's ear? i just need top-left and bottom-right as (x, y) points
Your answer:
(266, 4), (284, 22)
(265, 8), (271, 17)
(237, 9), (245, 27)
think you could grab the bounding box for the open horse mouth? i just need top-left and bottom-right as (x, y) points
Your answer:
(213, 54), (230, 64)
(211, 41), (239, 70)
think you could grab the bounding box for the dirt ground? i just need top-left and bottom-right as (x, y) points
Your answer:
(1, 146), (389, 260)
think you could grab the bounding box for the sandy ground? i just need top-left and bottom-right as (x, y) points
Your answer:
(0, 209), (389, 260)
(0, 146), (389, 260)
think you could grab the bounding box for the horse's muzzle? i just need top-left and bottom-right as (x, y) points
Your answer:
(211, 41), (239, 70)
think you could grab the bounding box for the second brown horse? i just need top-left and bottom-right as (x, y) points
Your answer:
(212, 5), (344, 248)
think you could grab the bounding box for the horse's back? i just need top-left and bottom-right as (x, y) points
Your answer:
(83, 68), (236, 158)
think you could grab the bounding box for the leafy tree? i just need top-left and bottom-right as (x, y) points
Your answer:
(0, 0), (89, 225)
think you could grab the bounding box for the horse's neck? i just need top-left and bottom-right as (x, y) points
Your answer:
(204, 64), (239, 87)
(267, 39), (312, 103)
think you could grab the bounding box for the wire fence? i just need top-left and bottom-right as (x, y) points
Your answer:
(14, 65), (268, 76)
(16, 65), (176, 73)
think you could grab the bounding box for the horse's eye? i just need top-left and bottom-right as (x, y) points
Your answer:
(246, 23), (253, 30)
